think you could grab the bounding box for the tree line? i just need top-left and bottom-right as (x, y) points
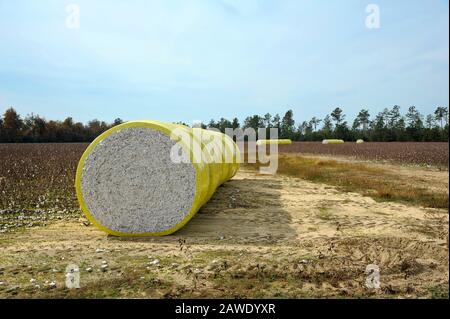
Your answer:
(0, 108), (123, 143)
(208, 105), (448, 142)
(0, 105), (448, 143)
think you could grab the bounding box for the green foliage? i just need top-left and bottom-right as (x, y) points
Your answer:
(0, 105), (448, 143)
(243, 115), (263, 131)
(2, 108), (23, 142)
(280, 109), (295, 139)
(0, 108), (123, 143)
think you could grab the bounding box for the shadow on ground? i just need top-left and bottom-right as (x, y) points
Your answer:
(108, 176), (297, 246)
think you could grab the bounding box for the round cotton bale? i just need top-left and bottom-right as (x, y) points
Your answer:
(256, 139), (292, 145)
(322, 139), (345, 144)
(356, 139), (364, 144)
(75, 120), (240, 236)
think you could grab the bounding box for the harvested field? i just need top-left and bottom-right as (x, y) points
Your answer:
(276, 142), (449, 167)
(0, 143), (448, 298)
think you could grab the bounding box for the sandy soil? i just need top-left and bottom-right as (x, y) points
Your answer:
(0, 167), (448, 298)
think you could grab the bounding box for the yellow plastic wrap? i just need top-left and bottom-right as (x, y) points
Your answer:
(256, 139), (292, 145)
(322, 139), (345, 144)
(75, 120), (240, 236)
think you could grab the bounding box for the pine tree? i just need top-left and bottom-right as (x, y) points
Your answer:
(280, 110), (295, 139)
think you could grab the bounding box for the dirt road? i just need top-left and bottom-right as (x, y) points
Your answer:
(0, 167), (448, 298)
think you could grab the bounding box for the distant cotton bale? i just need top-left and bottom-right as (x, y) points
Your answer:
(356, 139), (364, 144)
(322, 139), (344, 144)
(256, 139), (292, 145)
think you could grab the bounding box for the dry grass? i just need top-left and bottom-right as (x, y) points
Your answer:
(246, 154), (449, 209)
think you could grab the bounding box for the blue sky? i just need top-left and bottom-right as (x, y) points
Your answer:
(0, 0), (448, 124)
